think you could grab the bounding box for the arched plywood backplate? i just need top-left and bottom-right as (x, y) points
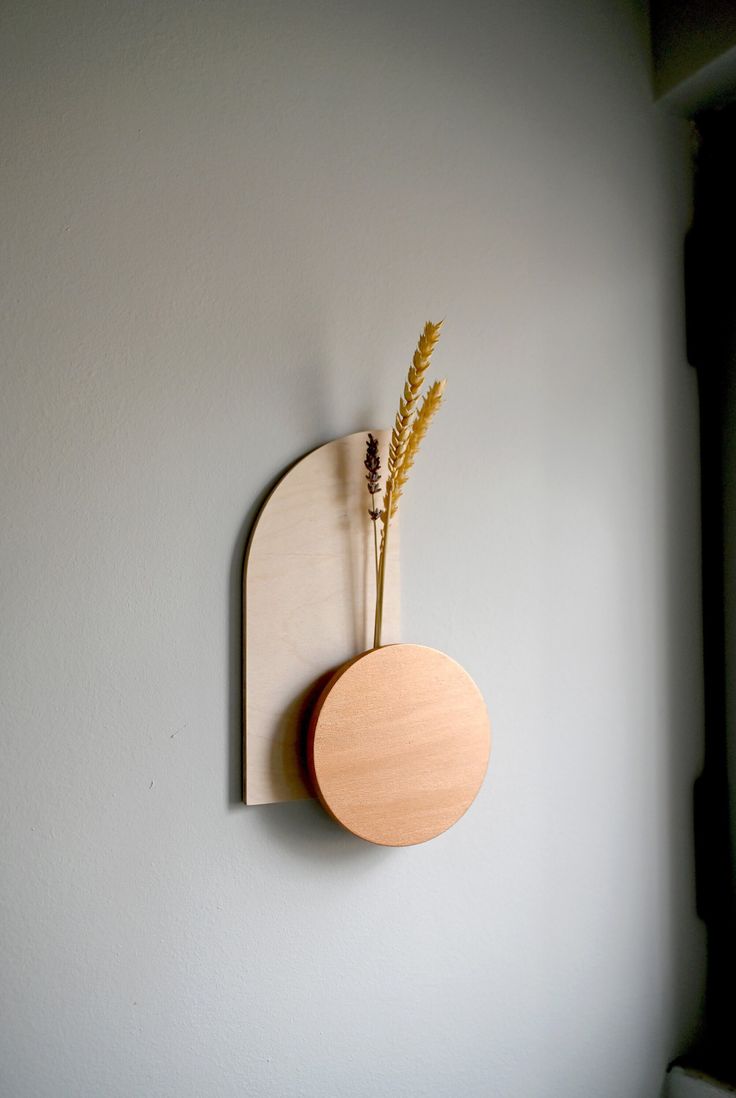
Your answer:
(243, 430), (400, 804)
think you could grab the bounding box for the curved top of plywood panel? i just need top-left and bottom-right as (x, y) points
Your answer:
(243, 430), (400, 805)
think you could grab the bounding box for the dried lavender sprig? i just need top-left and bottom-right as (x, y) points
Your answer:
(364, 433), (381, 586)
(364, 433), (381, 503)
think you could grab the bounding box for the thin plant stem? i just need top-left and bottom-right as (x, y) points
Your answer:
(373, 484), (393, 648)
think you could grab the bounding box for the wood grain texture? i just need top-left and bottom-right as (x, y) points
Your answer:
(308, 644), (491, 846)
(243, 431), (400, 805)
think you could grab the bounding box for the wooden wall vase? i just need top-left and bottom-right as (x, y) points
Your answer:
(243, 430), (400, 805)
(307, 644), (491, 846)
(244, 430), (491, 843)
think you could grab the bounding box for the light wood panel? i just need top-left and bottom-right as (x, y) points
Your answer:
(308, 644), (491, 846)
(243, 430), (400, 805)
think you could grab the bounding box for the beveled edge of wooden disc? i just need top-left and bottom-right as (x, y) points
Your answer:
(307, 643), (492, 847)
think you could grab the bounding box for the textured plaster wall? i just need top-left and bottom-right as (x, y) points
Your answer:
(0, 1), (705, 1096)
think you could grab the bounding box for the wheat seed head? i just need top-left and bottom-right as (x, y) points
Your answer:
(389, 378), (446, 518)
(387, 320), (443, 478)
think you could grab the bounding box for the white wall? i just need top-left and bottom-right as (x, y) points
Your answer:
(0, 1), (705, 1095)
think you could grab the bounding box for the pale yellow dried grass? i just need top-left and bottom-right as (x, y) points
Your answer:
(387, 320), (443, 480)
(388, 378), (446, 518)
(373, 320), (445, 649)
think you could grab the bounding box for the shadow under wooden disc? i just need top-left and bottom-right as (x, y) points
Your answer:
(308, 644), (491, 847)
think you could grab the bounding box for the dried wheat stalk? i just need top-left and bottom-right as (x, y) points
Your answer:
(372, 321), (446, 649)
(387, 320), (443, 480)
(387, 379), (446, 519)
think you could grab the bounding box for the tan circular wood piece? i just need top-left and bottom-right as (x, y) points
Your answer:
(308, 644), (491, 846)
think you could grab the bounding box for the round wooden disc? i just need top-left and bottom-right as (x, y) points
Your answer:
(308, 644), (491, 846)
